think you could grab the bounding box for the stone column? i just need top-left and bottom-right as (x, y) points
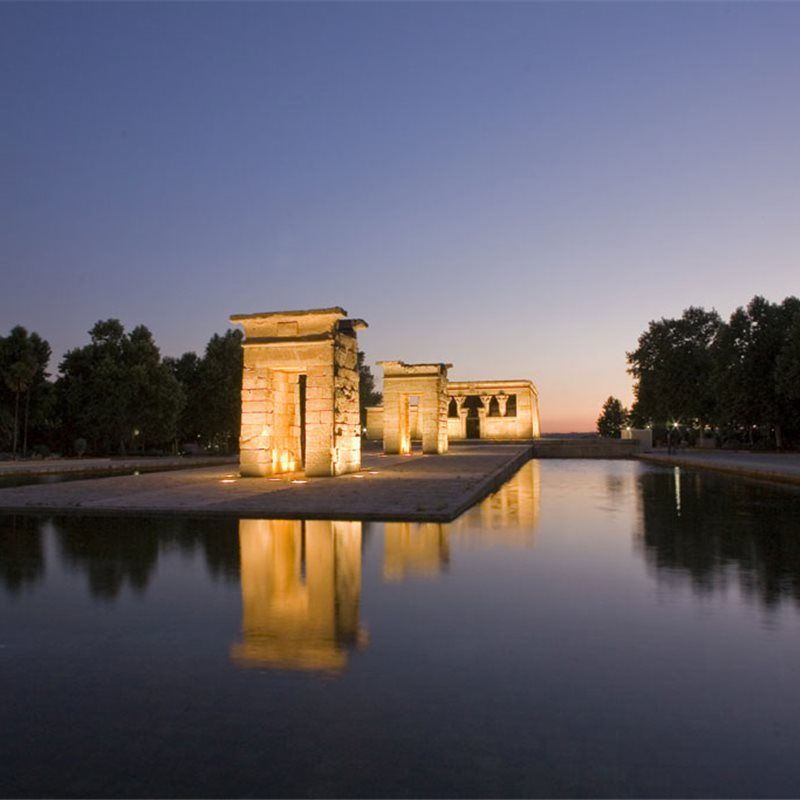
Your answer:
(332, 331), (361, 475)
(382, 387), (410, 454)
(456, 396), (468, 439)
(477, 395), (491, 438)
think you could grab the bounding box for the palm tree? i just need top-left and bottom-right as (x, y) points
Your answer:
(1, 326), (49, 459)
(4, 357), (37, 458)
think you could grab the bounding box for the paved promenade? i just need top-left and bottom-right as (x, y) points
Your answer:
(0, 443), (531, 522)
(638, 449), (800, 486)
(0, 455), (236, 478)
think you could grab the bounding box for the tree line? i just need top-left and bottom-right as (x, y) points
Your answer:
(1, 320), (381, 459)
(0, 320), (243, 457)
(598, 296), (800, 448)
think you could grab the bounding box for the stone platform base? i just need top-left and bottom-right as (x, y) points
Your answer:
(0, 444), (532, 523)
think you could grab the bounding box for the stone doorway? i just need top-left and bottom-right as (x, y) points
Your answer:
(463, 395), (483, 439)
(466, 409), (480, 439)
(298, 374), (307, 468)
(378, 361), (451, 455)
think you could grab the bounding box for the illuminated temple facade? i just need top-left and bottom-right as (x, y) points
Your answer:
(230, 306), (541, 477)
(366, 378), (540, 444)
(230, 307), (366, 477)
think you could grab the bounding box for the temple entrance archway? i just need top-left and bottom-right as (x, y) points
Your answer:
(466, 410), (480, 439)
(379, 361), (451, 455)
(463, 395), (483, 439)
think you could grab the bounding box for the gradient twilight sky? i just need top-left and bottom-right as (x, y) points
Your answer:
(2, 3), (799, 431)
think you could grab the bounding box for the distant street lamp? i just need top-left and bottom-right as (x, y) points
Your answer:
(668, 420), (679, 454)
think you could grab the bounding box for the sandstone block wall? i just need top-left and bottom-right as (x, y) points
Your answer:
(379, 361), (450, 455)
(447, 380), (540, 440)
(365, 406), (384, 440)
(372, 379), (541, 442)
(231, 308), (367, 478)
(332, 329), (361, 475)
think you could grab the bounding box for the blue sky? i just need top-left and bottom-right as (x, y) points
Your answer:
(2, 2), (799, 430)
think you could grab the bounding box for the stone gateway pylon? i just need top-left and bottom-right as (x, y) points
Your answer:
(230, 307), (367, 477)
(378, 361), (451, 455)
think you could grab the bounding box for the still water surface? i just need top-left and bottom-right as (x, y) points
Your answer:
(2, 460), (800, 797)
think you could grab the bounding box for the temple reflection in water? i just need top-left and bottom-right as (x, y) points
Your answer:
(231, 519), (366, 672)
(450, 459), (540, 542)
(230, 461), (542, 673)
(383, 522), (449, 581)
(382, 460), (541, 581)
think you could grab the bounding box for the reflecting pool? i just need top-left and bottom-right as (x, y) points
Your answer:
(2, 460), (800, 797)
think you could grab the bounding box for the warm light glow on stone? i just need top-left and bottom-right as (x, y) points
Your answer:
(366, 379), (541, 443)
(231, 308), (367, 478)
(231, 519), (365, 671)
(379, 361), (451, 457)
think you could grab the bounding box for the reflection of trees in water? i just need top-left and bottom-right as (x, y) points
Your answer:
(156, 519), (241, 583)
(54, 517), (240, 600)
(0, 516), (45, 595)
(636, 469), (800, 609)
(57, 517), (161, 599)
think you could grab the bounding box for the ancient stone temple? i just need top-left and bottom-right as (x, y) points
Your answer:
(366, 378), (540, 443)
(230, 307), (366, 477)
(378, 361), (451, 455)
(447, 380), (540, 440)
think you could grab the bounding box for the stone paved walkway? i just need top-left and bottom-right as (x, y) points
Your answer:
(0, 444), (532, 522)
(638, 449), (800, 486)
(0, 455), (236, 477)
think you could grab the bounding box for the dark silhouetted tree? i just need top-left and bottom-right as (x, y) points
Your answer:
(712, 296), (800, 448)
(627, 307), (722, 435)
(57, 320), (184, 455)
(358, 350), (382, 427)
(597, 396), (627, 438)
(0, 326), (51, 457)
(197, 329), (243, 453)
(165, 351), (204, 445)
(776, 312), (800, 437)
